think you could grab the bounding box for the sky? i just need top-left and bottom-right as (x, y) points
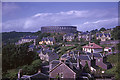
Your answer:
(2, 2), (118, 32)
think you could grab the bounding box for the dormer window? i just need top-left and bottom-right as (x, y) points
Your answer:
(91, 44), (93, 47)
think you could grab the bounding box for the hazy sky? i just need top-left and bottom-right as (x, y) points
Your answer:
(2, 2), (118, 32)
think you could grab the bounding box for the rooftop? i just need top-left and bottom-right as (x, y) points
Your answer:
(82, 42), (102, 49)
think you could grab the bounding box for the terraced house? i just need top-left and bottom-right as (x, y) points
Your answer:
(96, 32), (111, 41)
(39, 37), (55, 45)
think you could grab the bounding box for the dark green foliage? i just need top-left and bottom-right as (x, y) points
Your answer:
(55, 34), (63, 43)
(3, 59), (42, 79)
(91, 36), (100, 45)
(90, 29), (98, 35)
(99, 27), (106, 32)
(111, 26), (120, 40)
(22, 59), (42, 75)
(115, 43), (120, 80)
(2, 43), (37, 72)
(2, 31), (33, 43)
(83, 61), (91, 73)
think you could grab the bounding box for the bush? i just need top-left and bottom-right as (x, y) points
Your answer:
(22, 59), (42, 75)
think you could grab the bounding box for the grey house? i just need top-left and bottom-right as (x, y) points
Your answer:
(78, 32), (92, 41)
(37, 48), (59, 62)
(86, 53), (108, 69)
(77, 55), (91, 68)
(49, 62), (77, 79)
(63, 33), (75, 41)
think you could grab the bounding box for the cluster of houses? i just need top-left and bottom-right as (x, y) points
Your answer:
(62, 31), (111, 42)
(15, 30), (115, 80)
(39, 37), (55, 45)
(15, 30), (111, 47)
(18, 41), (113, 80)
(16, 36), (38, 45)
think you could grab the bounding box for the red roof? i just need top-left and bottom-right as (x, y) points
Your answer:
(82, 43), (102, 49)
(105, 47), (109, 49)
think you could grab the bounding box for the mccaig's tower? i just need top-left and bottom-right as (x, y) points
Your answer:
(41, 26), (77, 33)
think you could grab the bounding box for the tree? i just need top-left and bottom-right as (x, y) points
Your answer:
(115, 43), (120, 80)
(90, 29), (98, 35)
(83, 61), (91, 73)
(111, 26), (120, 40)
(2, 43), (37, 72)
(99, 27), (106, 32)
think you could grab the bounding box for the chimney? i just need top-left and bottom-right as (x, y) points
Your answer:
(38, 69), (41, 73)
(34, 39), (36, 45)
(77, 52), (80, 69)
(18, 69), (22, 79)
(91, 49), (94, 60)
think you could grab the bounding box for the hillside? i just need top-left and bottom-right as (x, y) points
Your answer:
(2, 31), (33, 43)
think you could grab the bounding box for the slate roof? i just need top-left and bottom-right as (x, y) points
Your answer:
(64, 33), (75, 37)
(49, 62), (77, 74)
(50, 60), (60, 70)
(37, 49), (42, 53)
(50, 60), (60, 64)
(29, 45), (34, 48)
(79, 32), (89, 35)
(23, 36), (38, 39)
(21, 72), (49, 79)
(49, 52), (59, 61)
(61, 54), (67, 58)
(82, 42), (102, 49)
(86, 53), (103, 58)
(77, 55), (91, 61)
(68, 58), (77, 63)
(41, 37), (55, 42)
(43, 49), (52, 55)
(96, 33), (111, 37)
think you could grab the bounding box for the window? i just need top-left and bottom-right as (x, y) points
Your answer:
(98, 59), (100, 62)
(60, 72), (64, 78)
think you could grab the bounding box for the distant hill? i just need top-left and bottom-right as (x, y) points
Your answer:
(2, 31), (34, 43)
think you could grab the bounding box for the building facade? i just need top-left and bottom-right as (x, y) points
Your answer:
(96, 33), (111, 41)
(63, 33), (75, 41)
(78, 32), (92, 41)
(82, 42), (103, 53)
(39, 37), (55, 45)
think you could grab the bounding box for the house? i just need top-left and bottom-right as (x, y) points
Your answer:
(78, 32), (92, 41)
(49, 60), (60, 71)
(77, 55), (91, 68)
(60, 51), (76, 62)
(104, 47), (112, 53)
(63, 33), (75, 41)
(28, 44), (35, 52)
(86, 53), (109, 70)
(17, 36), (38, 45)
(49, 62), (77, 79)
(96, 32), (111, 41)
(39, 37), (55, 45)
(82, 42), (103, 53)
(37, 48), (59, 62)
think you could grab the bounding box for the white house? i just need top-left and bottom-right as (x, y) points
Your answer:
(17, 36), (38, 45)
(104, 47), (112, 52)
(82, 42), (103, 53)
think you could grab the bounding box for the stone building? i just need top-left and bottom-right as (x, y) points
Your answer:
(41, 26), (77, 33)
